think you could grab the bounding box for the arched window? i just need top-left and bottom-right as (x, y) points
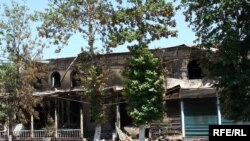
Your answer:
(187, 60), (202, 79)
(51, 72), (61, 88)
(71, 70), (81, 88)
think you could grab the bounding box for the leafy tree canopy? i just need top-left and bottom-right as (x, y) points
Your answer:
(109, 0), (177, 125)
(109, 0), (177, 48)
(39, 0), (112, 54)
(0, 1), (45, 124)
(123, 46), (165, 124)
(180, 0), (250, 121)
(40, 1), (113, 128)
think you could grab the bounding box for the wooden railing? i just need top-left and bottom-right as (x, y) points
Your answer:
(57, 129), (81, 138)
(0, 129), (81, 139)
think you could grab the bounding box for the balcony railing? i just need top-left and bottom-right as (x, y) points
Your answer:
(0, 129), (81, 139)
(57, 129), (81, 138)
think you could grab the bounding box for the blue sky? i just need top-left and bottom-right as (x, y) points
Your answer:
(1, 0), (196, 59)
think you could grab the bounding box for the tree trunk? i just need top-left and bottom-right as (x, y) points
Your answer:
(93, 124), (101, 141)
(8, 114), (13, 141)
(139, 125), (146, 141)
(8, 123), (12, 141)
(8, 135), (12, 141)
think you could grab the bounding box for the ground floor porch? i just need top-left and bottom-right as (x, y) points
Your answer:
(0, 129), (81, 140)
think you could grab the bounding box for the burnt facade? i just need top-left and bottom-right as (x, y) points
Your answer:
(0, 44), (225, 141)
(32, 45), (216, 140)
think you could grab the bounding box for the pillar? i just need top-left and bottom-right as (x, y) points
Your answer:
(61, 100), (64, 125)
(116, 105), (120, 128)
(80, 106), (84, 138)
(66, 101), (70, 125)
(55, 100), (58, 138)
(31, 115), (34, 138)
(216, 89), (222, 125)
(180, 100), (185, 138)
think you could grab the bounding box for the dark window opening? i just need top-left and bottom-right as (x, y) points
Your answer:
(90, 115), (95, 122)
(51, 72), (61, 88)
(71, 71), (81, 88)
(120, 103), (133, 127)
(187, 60), (202, 79)
(90, 107), (96, 123)
(67, 101), (80, 128)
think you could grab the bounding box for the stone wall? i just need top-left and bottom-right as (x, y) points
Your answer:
(37, 44), (204, 92)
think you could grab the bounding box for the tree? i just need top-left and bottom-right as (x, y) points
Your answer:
(0, 1), (45, 139)
(123, 46), (166, 140)
(179, 0), (250, 121)
(76, 52), (109, 140)
(84, 66), (105, 124)
(109, 0), (176, 140)
(38, 0), (112, 53)
(39, 0), (112, 140)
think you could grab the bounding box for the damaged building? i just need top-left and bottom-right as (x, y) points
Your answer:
(0, 44), (247, 141)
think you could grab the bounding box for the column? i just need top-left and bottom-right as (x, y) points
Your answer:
(66, 101), (70, 125)
(180, 100), (185, 138)
(61, 100), (64, 125)
(55, 100), (58, 138)
(116, 105), (120, 128)
(216, 89), (222, 125)
(31, 115), (34, 138)
(80, 106), (84, 138)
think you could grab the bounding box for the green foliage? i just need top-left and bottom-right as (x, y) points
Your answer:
(108, 0), (177, 48)
(123, 46), (164, 124)
(108, 0), (176, 125)
(0, 103), (7, 121)
(44, 115), (55, 137)
(0, 1), (44, 124)
(85, 65), (105, 124)
(41, 0), (112, 125)
(39, 0), (112, 53)
(76, 52), (110, 124)
(0, 2), (45, 61)
(180, 0), (250, 121)
(0, 62), (42, 123)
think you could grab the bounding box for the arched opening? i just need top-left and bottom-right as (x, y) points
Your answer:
(187, 60), (202, 79)
(51, 72), (61, 88)
(71, 70), (81, 88)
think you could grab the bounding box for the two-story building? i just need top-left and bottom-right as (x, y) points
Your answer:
(0, 44), (247, 141)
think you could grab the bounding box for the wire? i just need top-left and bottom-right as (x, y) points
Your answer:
(47, 95), (90, 104)
(46, 95), (127, 106)
(103, 101), (127, 106)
